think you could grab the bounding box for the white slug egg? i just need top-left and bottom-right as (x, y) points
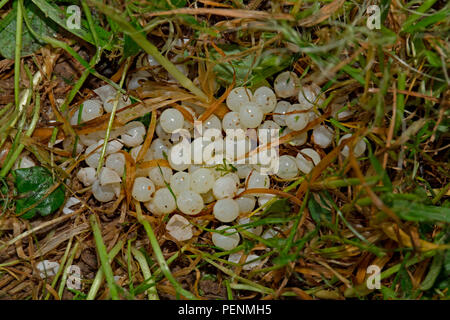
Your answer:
(202, 114), (222, 132)
(295, 148), (321, 174)
(103, 94), (131, 113)
(285, 103), (310, 131)
(132, 177), (155, 202)
(213, 198), (239, 223)
(222, 111), (242, 131)
(236, 164), (253, 180)
(100, 167), (121, 186)
(211, 226), (240, 250)
(105, 153), (125, 176)
(148, 166), (173, 187)
(177, 190), (204, 215)
(246, 171), (271, 191)
(120, 121), (146, 147)
(77, 167), (97, 186)
(170, 171), (191, 195)
(274, 71), (299, 98)
(92, 180), (120, 202)
(160, 108), (185, 133)
(339, 133), (366, 158)
(213, 176), (238, 199)
(228, 252), (260, 270)
(312, 125), (334, 148)
(235, 188), (256, 214)
(276, 155), (298, 179)
(190, 168), (215, 194)
(226, 87), (252, 112)
(152, 187), (177, 214)
(297, 83), (323, 110)
(239, 102), (263, 129)
(257, 194), (275, 207)
(149, 138), (172, 160)
(155, 122), (172, 141)
(273, 101), (290, 126)
(166, 214), (193, 241)
(281, 128), (308, 146)
(253, 86), (277, 114)
(81, 99), (104, 122)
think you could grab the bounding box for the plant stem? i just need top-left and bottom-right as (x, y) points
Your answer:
(90, 215), (120, 300)
(14, 1), (23, 108)
(87, 240), (124, 300)
(131, 246), (159, 300)
(57, 241), (80, 298)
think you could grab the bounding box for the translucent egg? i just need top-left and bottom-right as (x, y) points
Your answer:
(212, 176), (238, 199)
(228, 252), (260, 270)
(177, 190), (204, 215)
(143, 199), (163, 216)
(202, 115), (222, 133)
(120, 121), (146, 147)
(312, 125), (334, 148)
(92, 180), (120, 202)
(168, 144), (191, 171)
(148, 166), (173, 187)
(105, 153), (125, 176)
(257, 194), (275, 206)
(213, 198), (239, 223)
(100, 167), (121, 186)
(276, 155), (298, 179)
(236, 164), (252, 179)
(166, 214), (193, 241)
(297, 84), (323, 110)
(127, 71), (149, 90)
(190, 168), (215, 194)
(253, 86), (277, 114)
(259, 120), (281, 131)
(235, 189), (256, 214)
(223, 172), (240, 187)
(81, 100), (103, 122)
(281, 128), (308, 146)
(246, 171), (270, 190)
(211, 226), (240, 250)
(170, 171), (191, 195)
(94, 84), (116, 102)
(274, 71), (299, 98)
(102, 94), (131, 113)
(285, 103), (310, 131)
(77, 167), (96, 186)
(155, 122), (172, 141)
(237, 217), (262, 236)
(262, 228), (279, 239)
(339, 134), (366, 157)
(295, 148), (321, 174)
(239, 102), (263, 129)
(160, 108), (185, 133)
(273, 101), (290, 126)
(132, 177), (155, 202)
(226, 87), (252, 112)
(152, 187), (177, 214)
(130, 145), (153, 162)
(149, 138), (172, 160)
(222, 112), (242, 130)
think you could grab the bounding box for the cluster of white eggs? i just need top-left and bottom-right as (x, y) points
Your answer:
(69, 65), (366, 255)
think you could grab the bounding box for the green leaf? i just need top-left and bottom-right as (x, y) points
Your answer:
(423, 50), (442, 67)
(0, 1), (58, 59)
(308, 195), (331, 224)
(392, 200), (450, 223)
(263, 198), (291, 215)
(12, 166), (65, 219)
(31, 0), (113, 50)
